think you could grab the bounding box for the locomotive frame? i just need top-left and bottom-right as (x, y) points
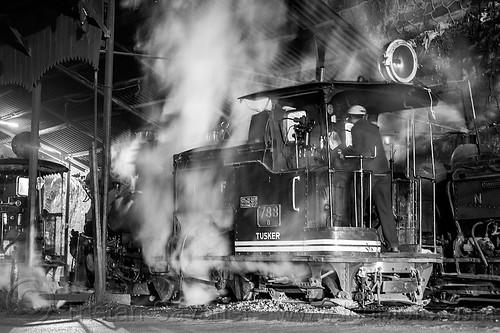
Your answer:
(433, 138), (500, 305)
(171, 81), (442, 305)
(0, 158), (78, 310)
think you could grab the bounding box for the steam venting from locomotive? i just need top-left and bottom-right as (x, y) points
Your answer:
(112, 1), (494, 305)
(114, 0), (290, 304)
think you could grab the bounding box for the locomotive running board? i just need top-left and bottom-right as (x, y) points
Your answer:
(205, 252), (442, 264)
(234, 239), (381, 254)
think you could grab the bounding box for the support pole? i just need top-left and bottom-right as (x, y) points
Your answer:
(99, 0), (115, 300)
(63, 160), (72, 277)
(90, 142), (104, 301)
(27, 84), (41, 266)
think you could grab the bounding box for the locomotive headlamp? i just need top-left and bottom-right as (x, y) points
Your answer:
(11, 132), (33, 158)
(378, 39), (418, 83)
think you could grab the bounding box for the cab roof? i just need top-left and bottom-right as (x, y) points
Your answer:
(0, 158), (68, 176)
(239, 81), (438, 115)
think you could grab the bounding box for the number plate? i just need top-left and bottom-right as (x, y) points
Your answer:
(257, 204), (281, 227)
(240, 196), (258, 208)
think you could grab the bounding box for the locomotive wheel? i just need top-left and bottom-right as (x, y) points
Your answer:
(228, 273), (254, 301)
(269, 288), (287, 301)
(6, 278), (55, 320)
(6, 278), (41, 313)
(337, 290), (351, 299)
(150, 276), (177, 304)
(321, 264), (341, 297)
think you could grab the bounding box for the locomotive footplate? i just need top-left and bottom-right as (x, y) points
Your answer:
(214, 253), (443, 263)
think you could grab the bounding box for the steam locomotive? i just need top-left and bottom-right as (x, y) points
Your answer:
(0, 158), (68, 262)
(431, 134), (500, 305)
(0, 157), (70, 309)
(1, 47), (498, 308)
(170, 81), (442, 306)
(82, 39), (500, 306)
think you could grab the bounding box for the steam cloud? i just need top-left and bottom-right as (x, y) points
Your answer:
(112, 0), (483, 306)
(0, 259), (63, 312)
(379, 102), (468, 170)
(112, 0), (289, 304)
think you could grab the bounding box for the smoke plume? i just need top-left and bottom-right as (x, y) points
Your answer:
(113, 0), (288, 304)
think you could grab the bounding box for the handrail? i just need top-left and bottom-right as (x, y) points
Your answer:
(344, 148), (376, 228)
(292, 176), (300, 212)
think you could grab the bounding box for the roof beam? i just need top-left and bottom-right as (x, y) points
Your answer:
(39, 141), (89, 174)
(0, 127), (89, 174)
(41, 106), (103, 144)
(39, 123), (70, 135)
(71, 147), (102, 158)
(55, 64), (160, 127)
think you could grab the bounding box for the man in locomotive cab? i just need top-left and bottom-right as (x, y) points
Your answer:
(340, 105), (399, 252)
(325, 128), (345, 169)
(313, 122), (352, 227)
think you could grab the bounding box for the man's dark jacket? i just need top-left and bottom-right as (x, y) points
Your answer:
(344, 118), (389, 174)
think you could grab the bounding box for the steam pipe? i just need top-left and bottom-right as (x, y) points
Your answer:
(359, 159), (364, 228)
(406, 119), (410, 179)
(418, 177), (422, 251)
(426, 93), (437, 250)
(471, 222), (489, 268)
(368, 171), (372, 228)
(295, 139), (299, 169)
(411, 109), (416, 179)
(323, 91), (334, 227)
(467, 80), (482, 156)
(446, 181), (456, 219)
(468, 79), (477, 120)
(318, 67), (325, 83)
(353, 171), (358, 226)
(432, 179), (437, 250)
(94, 69), (98, 144)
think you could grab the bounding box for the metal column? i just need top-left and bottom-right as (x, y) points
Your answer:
(27, 84), (41, 266)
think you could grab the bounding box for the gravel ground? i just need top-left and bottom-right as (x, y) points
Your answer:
(2, 297), (500, 327)
(134, 299), (500, 324)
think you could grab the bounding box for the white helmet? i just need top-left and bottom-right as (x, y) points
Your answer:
(347, 105), (366, 115)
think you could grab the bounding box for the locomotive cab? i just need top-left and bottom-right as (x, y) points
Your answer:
(0, 158), (68, 266)
(173, 81), (443, 306)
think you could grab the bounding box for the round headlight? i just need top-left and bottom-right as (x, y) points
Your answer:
(378, 39), (418, 83)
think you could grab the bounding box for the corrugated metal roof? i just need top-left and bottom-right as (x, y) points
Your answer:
(0, 0), (439, 174)
(0, 0), (101, 91)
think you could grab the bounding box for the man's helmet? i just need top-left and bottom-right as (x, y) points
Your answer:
(347, 105), (366, 115)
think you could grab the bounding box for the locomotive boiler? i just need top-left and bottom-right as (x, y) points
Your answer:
(171, 81), (442, 306)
